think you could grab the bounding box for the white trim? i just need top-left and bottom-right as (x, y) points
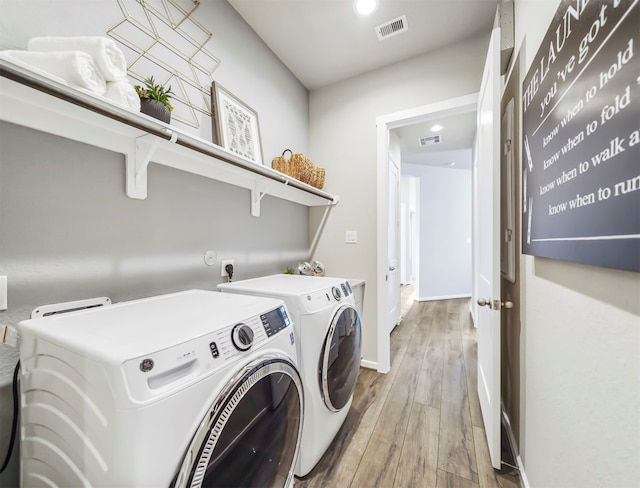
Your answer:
(377, 93), (480, 129)
(376, 120), (391, 374)
(416, 293), (472, 302)
(359, 359), (378, 370)
(375, 92), (479, 375)
(501, 402), (531, 488)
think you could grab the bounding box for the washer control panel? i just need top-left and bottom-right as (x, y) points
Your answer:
(260, 305), (291, 337)
(123, 304), (292, 402)
(209, 305), (290, 359)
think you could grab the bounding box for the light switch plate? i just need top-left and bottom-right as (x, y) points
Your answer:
(345, 231), (358, 244)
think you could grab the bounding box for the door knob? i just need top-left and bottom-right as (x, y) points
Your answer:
(477, 298), (514, 309)
(389, 266), (396, 271)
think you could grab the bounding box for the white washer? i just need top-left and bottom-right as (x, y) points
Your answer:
(17, 290), (303, 488)
(219, 274), (362, 477)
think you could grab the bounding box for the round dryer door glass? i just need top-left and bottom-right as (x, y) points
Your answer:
(174, 357), (303, 488)
(319, 305), (362, 412)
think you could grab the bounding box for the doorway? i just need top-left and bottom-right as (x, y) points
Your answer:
(375, 92), (478, 373)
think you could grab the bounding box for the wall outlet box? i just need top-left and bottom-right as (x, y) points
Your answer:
(221, 259), (235, 277)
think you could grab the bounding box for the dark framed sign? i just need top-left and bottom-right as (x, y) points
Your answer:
(521, 0), (639, 272)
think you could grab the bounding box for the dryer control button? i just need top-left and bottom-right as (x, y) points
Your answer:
(231, 323), (254, 351)
(332, 286), (342, 300)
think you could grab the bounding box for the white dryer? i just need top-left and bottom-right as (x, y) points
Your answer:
(218, 274), (362, 477)
(17, 290), (303, 488)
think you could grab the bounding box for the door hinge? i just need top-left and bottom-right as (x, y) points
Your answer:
(505, 228), (513, 242)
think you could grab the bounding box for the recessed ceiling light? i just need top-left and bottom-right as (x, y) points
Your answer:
(354, 0), (377, 16)
(431, 124), (443, 132)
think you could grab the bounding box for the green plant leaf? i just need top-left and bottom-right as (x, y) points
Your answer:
(138, 76), (174, 111)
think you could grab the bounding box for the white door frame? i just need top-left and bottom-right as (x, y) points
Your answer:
(375, 92), (478, 373)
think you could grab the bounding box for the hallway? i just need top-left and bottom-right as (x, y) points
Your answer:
(295, 288), (521, 488)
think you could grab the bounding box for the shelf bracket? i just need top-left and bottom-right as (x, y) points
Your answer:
(126, 132), (176, 199)
(251, 180), (276, 217)
(309, 195), (339, 259)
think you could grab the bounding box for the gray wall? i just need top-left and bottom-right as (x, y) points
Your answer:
(0, 121), (309, 486)
(0, 1), (310, 485)
(402, 164), (472, 300)
(309, 33), (489, 365)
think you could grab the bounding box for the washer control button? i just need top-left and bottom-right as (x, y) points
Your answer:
(231, 323), (254, 351)
(209, 342), (220, 358)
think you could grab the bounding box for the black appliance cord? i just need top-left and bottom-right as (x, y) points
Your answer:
(0, 360), (19, 473)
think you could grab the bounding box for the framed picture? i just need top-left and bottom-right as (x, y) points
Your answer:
(211, 82), (263, 165)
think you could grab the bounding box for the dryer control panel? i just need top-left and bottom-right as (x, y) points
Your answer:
(300, 281), (353, 314)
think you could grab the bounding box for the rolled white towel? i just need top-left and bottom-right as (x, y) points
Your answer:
(28, 36), (127, 81)
(2, 50), (106, 94)
(0, 50), (67, 85)
(104, 79), (141, 111)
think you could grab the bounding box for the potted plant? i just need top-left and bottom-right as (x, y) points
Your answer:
(135, 76), (174, 123)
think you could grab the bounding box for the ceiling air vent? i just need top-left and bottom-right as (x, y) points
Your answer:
(375, 15), (408, 41)
(418, 135), (442, 147)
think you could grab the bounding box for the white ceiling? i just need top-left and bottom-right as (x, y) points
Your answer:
(227, 0), (498, 166)
(394, 110), (477, 169)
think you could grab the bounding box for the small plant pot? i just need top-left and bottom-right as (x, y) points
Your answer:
(140, 98), (171, 123)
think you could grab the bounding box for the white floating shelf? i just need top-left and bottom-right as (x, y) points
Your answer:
(0, 58), (338, 216)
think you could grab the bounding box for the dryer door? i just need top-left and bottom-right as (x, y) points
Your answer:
(174, 356), (303, 488)
(319, 305), (362, 412)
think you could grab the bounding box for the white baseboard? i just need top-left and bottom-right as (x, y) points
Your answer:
(359, 359), (378, 370)
(416, 293), (472, 302)
(501, 402), (530, 488)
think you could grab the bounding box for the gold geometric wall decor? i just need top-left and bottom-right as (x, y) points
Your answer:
(108, 0), (221, 128)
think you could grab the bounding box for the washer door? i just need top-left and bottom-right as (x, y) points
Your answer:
(174, 355), (303, 488)
(319, 304), (362, 412)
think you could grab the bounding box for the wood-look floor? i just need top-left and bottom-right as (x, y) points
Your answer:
(295, 287), (521, 488)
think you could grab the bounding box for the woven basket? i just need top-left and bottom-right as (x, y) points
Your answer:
(272, 149), (299, 179)
(272, 149), (326, 190)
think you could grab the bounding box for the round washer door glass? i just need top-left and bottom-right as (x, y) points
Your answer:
(174, 357), (303, 488)
(319, 305), (362, 411)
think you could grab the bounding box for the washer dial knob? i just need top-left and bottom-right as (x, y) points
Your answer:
(231, 323), (254, 351)
(332, 286), (343, 300)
